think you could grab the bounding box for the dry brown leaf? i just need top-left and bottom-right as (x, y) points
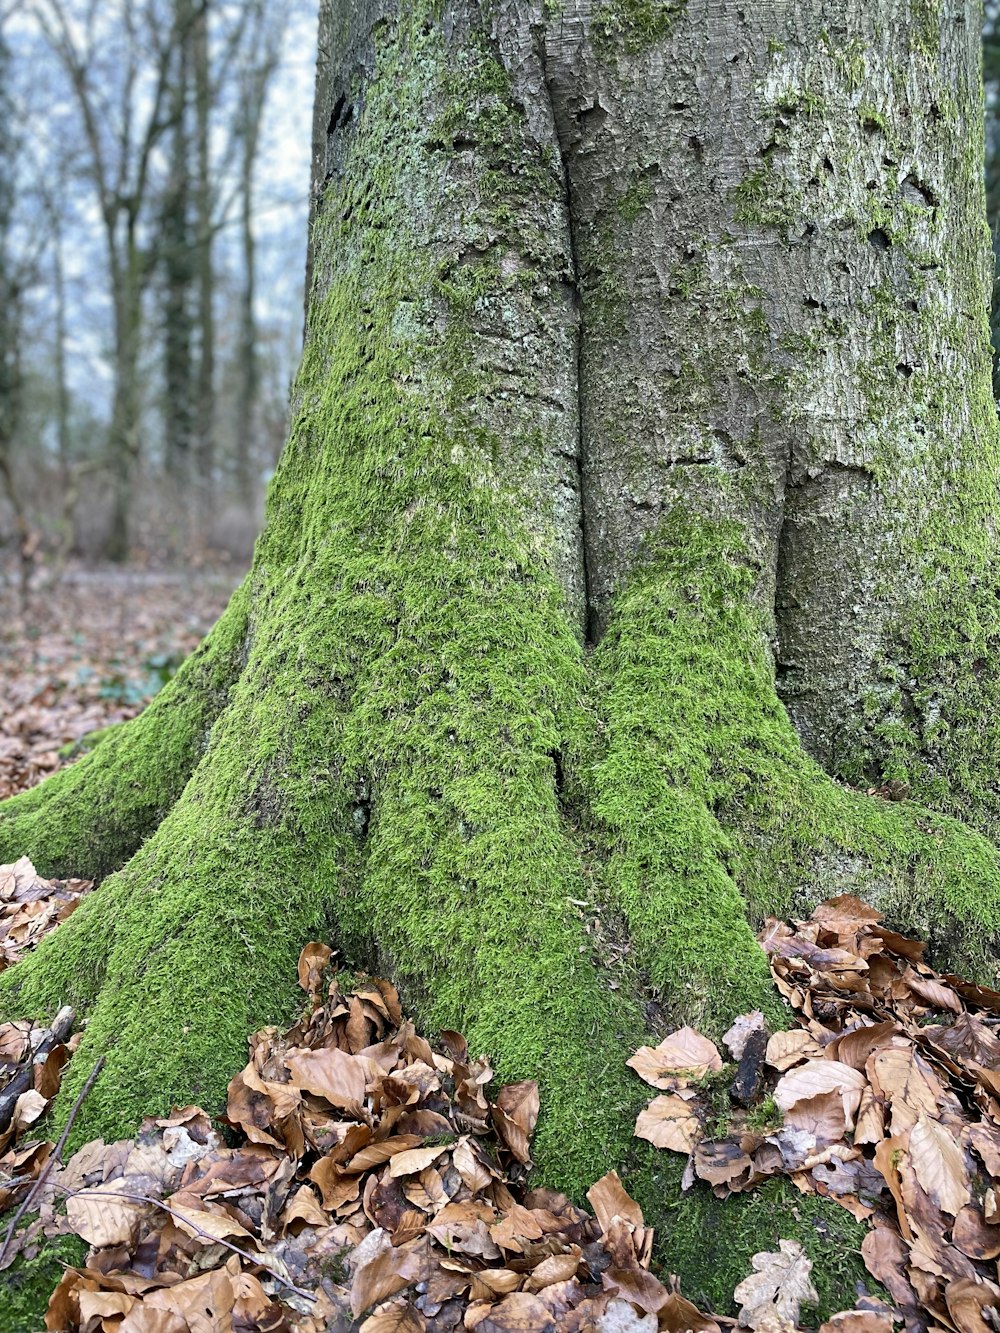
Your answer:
(297, 942), (333, 995)
(286, 1046), (367, 1110)
(627, 1028), (723, 1085)
(65, 1180), (154, 1249)
(908, 1114), (971, 1216)
(360, 1301), (427, 1332)
(634, 1095), (702, 1153)
(764, 1031), (822, 1073)
(733, 1240), (818, 1330)
(905, 970), (963, 1014)
(140, 1269), (235, 1333)
(387, 1143), (451, 1179)
(944, 1277), (1000, 1333)
(474, 1291), (556, 1331)
(490, 1081), (539, 1165)
(952, 1204), (1000, 1260)
(816, 1311), (895, 1333)
(772, 1061), (865, 1128)
(659, 1291), (722, 1333)
(586, 1170), (645, 1237)
(350, 1230), (427, 1317)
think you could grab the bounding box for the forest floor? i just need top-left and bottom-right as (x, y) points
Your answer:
(1, 567), (1000, 1333)
(0, 564), (240, 803)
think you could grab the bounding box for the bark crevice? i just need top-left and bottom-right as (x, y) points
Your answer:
(534, 19), (598, 645)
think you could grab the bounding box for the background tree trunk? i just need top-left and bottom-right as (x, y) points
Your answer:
(192, 0), (216, 537)
(161, 0), (196, 486)
(3, 0), (1000, 1312)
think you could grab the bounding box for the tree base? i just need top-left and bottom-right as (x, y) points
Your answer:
(0, 522), (995, 1320)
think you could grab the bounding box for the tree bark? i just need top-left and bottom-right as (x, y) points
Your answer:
(161, 0), (196, 487)
(3, 0), (1000, 1313)
(192, 0), (216, 535)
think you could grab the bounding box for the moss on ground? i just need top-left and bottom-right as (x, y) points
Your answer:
(0, 1231), (86, 1333)
(637, 1151), (874, 1319)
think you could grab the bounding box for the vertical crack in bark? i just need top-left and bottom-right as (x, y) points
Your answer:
(534, 24), (598, 647)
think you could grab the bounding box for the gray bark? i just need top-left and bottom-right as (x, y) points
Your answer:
(540, 0), (991, 772)
(312, 0), (993, 785)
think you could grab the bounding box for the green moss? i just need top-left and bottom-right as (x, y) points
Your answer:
(820, 32), (867, 91)
(592, 0), (686, 58)
(581, 513), (1000, 1018)
(912, 0), (942, 57)
(731, 166), (799, 228)
(57, 722), (121, 761)
(617, 175), (654, 222)
(745, 1095), (781, 1132)
(0, 1231), (87, 1333)
(772, 89), (824, 119)
(643, 1155), (873, 1319)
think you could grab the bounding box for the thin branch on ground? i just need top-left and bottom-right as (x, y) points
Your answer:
(0, 1054), (104, 1267)
(52, 1184), (316, 1303)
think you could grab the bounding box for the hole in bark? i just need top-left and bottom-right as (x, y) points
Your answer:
(688, 135), (704, 161)
(835, 260), (850, 273)
(862, 117), (883, 135)
(576, 99), (608, 135)
(352, 799), (370, 840)
(868, 228), (891, 251)
(902, 174), (938, 208)
(451, 134), (477, 152)
(823, 156), (834, 174)
(803, 296), (825, 310)
(671, 100), (688, 110)
(896, 362), (914, 378)
(327, 94), (348, 138)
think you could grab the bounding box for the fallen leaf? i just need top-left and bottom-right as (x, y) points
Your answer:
(733, 1240), (818, 1330)
(627, 1029), (723, 1085)
(908, 1114), (970, 1216)
(634, 1096), (702, 1153)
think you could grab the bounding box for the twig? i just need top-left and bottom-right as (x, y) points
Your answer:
(0, 1006), (76, 1133)
(0, 1055), (103, 1268)
(56, 1185), (316, 1303)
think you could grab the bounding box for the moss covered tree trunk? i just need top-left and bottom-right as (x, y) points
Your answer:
(3, 0), (1000, 1311)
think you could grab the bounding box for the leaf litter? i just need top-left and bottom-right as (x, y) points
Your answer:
(631, 894), (1000, 1333)
(0, 946), (721, 1332)
(2, 893), (1000, 1330)
(0, 568), (233, 801)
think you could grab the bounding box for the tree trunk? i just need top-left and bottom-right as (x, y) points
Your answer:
(105, 232), (145, 564)
(3, 0), (1000, 1311)
(161, 0), (196, 487)
(234, 85), (260, 507)
(192, 0), (216, 538)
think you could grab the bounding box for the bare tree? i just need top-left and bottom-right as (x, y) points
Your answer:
(230, 0), (287, 508)
(31, 0), (192, 560)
